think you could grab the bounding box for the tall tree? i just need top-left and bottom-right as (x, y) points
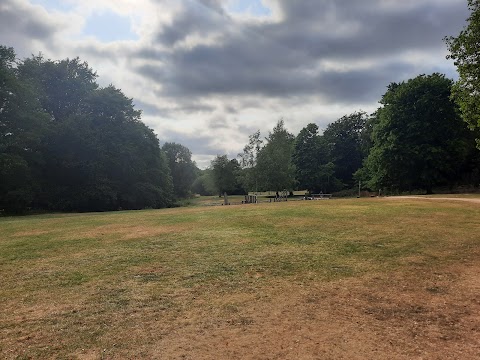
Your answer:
(364, 73), (470, 194)
(292, 123), (337, 193)
(445, 0), (480, 147)
(162, 142), (196, 199)
(18, 55), (98, 122)
(238, 130), (263, 192)
(0, 46), (49, 213)
(211, 155), (244, 195)
(323, 112), (368, 188)
(4, 51), (174, 212)
(256, 119), (296, 192)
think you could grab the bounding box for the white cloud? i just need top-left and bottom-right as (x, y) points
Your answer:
(0, 0), (470, 168)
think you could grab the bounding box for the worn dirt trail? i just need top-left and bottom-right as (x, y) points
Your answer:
(388, 196), (480, 204)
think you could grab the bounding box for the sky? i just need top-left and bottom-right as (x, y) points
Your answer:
(0, 0), (471, 168)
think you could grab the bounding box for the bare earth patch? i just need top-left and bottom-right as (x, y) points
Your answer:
(62, 223), (193, 241)
(389, 195), (480, 204)
(11, 229), (52, 237)
(54, 261), (479, 359)
(148, 262), (480, 360)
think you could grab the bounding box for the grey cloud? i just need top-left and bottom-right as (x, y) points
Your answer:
(0, 0), (58, 54)
(134, 0), (468, 105)
(269, 0), (469, 60)
(254, 1), (468, 65)
(156, 0), (228, 46)
(134, 48), (165, 61)
(135, 99), (215, 117)
(0, 0), (56, 39)
(208, 115), (229, 129)
(134, 99), (170, 116)
(137, 42), (413, 104)
(196, 0), (225, 14)
(180, 103), (216, 113)
(74, 44), (125, 65)
(158, 129), (219, 157)
(318, 62), (417, 103)
(1, 0), (469, 165)
(224, 105), (237, 114)
(157, 115), (255, 165)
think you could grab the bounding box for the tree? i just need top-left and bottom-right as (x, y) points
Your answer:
(445, 0), (480, 147)
(191, 169), (217, 196)
(323, 112), (368, 188)
(211, 155), (244, 195)
(18, 55), (98, 122)
(162, 142), (196, 198)
(292, 123), (337, 193)
(39, 84), (174, 211)
(2, 49), (174, 212)
(238, 130), (263, 192)
(364, 73), (471, 194)
(256, 119), (296, 192)
(0, 46), (50, 213)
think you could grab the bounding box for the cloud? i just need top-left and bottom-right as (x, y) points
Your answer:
(132, 0), (468, 105)
(157, 128), (223, 168)
(0, 0), (61, 54)
(0, 0), (471, 167)
(155, 0), (227, 46)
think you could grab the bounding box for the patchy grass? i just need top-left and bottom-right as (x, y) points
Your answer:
(177, 195), (248, 207)
(1, 198), (479, 359)
(422, 193), (480, 199)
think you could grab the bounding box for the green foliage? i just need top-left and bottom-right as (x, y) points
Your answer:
(238, 130), (263, 192)
(211, 155), (245, 195)
(3, 38), (480, 213)
(0, 46), (50, 214)
(162, 142), (196, 199)
(445, 0), (480, 146)
(191, 169), (217, 196)
(0, 46), (173, 213)
(292, 123), (338, 193)
(256, 120), (296, 191)
(323, 112), (369, 187)
(364, 73), (472, 193)
(18, 55), (98, 121)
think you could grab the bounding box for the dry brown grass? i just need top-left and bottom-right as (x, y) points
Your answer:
(0, 197), (479, 359)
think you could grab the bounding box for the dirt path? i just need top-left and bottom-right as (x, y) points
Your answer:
(387, 196), (480, 204)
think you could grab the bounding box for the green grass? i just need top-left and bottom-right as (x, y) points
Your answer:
(1, 197), (479, 358)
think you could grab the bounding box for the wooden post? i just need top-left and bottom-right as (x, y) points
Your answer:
(224, 192), (229, 205)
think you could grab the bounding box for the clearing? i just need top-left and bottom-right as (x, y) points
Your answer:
(0, 197), (479, 359)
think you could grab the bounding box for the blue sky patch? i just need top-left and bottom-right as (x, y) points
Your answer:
(227, 0), (271, 17)
(83, 11), (138, 42)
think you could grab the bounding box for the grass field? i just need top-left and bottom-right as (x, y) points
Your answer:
(1, 197), (479, 359)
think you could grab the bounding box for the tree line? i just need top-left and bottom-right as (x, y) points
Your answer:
(198, 1), (480, 197)
(0, 46), (180, 214)
(2, 1), (480, 212)
(198, 73), (480, 197)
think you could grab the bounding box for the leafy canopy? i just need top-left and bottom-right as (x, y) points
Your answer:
(256, 119), (296, 191)
(364, 73), (468, 193)
(445, 0), (480, 147)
